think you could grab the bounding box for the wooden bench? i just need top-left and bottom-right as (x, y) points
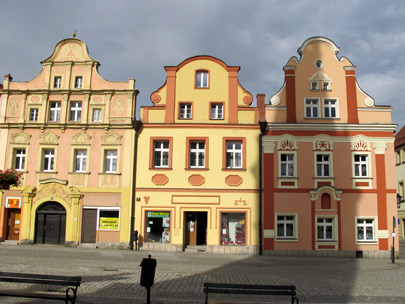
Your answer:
(0, 271), (81, 304)
(204, 282), (299, 304)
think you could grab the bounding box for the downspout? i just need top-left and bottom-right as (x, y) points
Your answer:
(259, 122), (267, 256)
(129, 120), (142, 250)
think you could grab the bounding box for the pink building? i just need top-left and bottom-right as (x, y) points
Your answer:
(262, 37), (398, 258)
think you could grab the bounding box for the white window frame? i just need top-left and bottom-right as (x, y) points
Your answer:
(225, 141), (242, 169)
(305, 98), (320, 118)
(323, 98), (338, 118)
(43, 149), (55, 172)
(153, 141), (170, 168)
(211, 103), (223, 119)
(29, 108), (39, 122)
(317, 217), (334, 241)
(311, 81), (319, 90)
(189, 141), (205, 168)
(179, 103), (192, 119)
(53, 76), (62, 88)
(49, 102), (61, 122)
(14, 149), (26, 172)
(74, 149), (87, 173)
(280, 152), (295, 177)
(196, 71), (209, 88)
(74, 76), (83, 89)
(276, 214), (297, 240)
(84, 207), (121, 231)
(92, 108), (102, 122)
(104, 150), (117, 173)
(315, 153), (331, 177)
(354, 153), (369, 177)
(355, 217), (377, 243)
(69, 101), (82, 122)
(323, 81), (330, 91)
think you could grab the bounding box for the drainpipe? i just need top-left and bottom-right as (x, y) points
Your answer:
(129, 120), (142, 250)
(257, 94), (266, 256)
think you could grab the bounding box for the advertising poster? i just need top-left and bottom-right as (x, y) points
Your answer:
(6, 197), (21, 209)
(99, 217), (119, 230)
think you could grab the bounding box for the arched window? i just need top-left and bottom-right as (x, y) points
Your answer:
(196, 70), (208, 88)
(321, 193), (331, 209)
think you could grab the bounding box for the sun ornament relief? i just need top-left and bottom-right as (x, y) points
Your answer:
(270, 96), (281, 106)
(277, 139), (298, 150)
(351, 140), (371, 151)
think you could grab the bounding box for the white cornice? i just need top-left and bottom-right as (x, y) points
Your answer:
(266, 123), (397, 133)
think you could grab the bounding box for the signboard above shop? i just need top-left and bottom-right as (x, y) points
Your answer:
(6, 197), (21, 209)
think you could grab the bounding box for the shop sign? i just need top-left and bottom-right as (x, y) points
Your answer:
(147, 211), (170, 218)
(6, 197), (21, 209)
(99, 217), (119, 230)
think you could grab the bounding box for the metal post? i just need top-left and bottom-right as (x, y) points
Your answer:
(146, 287), (150, 304)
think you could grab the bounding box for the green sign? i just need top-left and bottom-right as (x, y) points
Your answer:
(147, 211), (170, 218)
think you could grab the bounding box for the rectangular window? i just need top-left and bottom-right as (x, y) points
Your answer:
(105, 150), (117, 173)
(277, 215), (295, 239)
(153, 141), (169, 168)
(311, 81), (319, 90)
(179, 103), (192, 119)
(196, 71), (208, 88)
(221, 213), (245, 245)
(145, 211), (170, 243)
(324, 99), (337, 118)
(305, 99), (319, 118)
(323, 81), (330, 90)
(74, 76), (82, 89)
(317, 218), (334, 240)
(280, 153), (294, 177)
(226, 141), (242, 169)
(354, 154), (368, 177)
(14, 149), (26, 171)
(357, 219), (375, 242)
(43, 149), (55, 172)
(399, 182), (404, 200)
(98, 209), (120, 230)
(49, 102), (61, 122)
(92, 109), (102, 122)
(69, 102), (82, 122)
(189, 141), (205, 168)
(53, 76), (62, 88)
(316, 154), (330, 177)
(75, 150), (87, 172)
(29, 108), (39, 122)
(211, 103), (223, 119)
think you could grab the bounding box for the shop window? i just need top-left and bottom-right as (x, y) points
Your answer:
(221, 213), (245, 245)
(145, 211), (170, 243)
(98, 209), (120, 230)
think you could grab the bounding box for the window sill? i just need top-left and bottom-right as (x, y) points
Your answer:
(69, 172), (90, 175)
(185, 168), (209, 171)
(222, 168), (246, 172)
(352, 177), (372, 180)
(275, 238), (298, 242)
(356, 241), (377, 245)
(98, 172), (121, 175)
(149, 167), (173, 171)
(314, 176), (334, 179)
(36, 171), (58, 174)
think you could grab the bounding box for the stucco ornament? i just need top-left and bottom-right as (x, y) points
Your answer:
(374, 143), (387, 154)
(277, 139), (298, 150)
(11, 132), (31, 144)
(270, 96), (281, 106)
(315, 140), (331, 151)
(151, 93), (161, 104)
(351, 140), (371, 151)
(262, 141), (276, 153)
(8, 97), (20, 115)
(364, 97), (375, 107)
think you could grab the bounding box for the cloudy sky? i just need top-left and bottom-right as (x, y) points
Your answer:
(1, 1), (405, 129)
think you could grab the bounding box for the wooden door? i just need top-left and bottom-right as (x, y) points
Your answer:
(6, 209), (21, 240)
(44, 214), (61, 244)
(82, 209), (97, 243)
(185, 212), (197, 245)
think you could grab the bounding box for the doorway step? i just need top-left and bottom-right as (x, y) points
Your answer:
(1, 240), (19, 245)
(184, 245), (206, 253)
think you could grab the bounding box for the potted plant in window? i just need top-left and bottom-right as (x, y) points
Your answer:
(0, 169), (22, 190)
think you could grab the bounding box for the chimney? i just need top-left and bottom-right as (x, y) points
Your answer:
(257, 94), (266, 122)
(4, 74), (13, 82)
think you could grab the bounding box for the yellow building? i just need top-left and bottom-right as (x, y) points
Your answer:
(135, 56), (261, 254)
(0, 38), (138, 247)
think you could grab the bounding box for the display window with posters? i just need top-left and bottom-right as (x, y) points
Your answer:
(221, 213), (246, 245)
(98, 209), (120, 230)
(145, 211), (171, 243)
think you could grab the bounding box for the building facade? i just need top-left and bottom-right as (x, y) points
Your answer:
(0, 38), (138, 247)
(262, 37), (398, 258)
(395, 125), (405, 238)
(135, 56), (261, 254)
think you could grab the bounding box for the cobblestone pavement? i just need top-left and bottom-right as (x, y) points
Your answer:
(0, 242), (404, 303)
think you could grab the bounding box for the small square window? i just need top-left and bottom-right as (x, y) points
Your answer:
(196, 71), (208, 88)
(179, 103), (192, 119)
(29, 108), (39, 122)
(311, 82), (319, 90)
(92, 109), (102, 122)
(211, 103), (223, 119)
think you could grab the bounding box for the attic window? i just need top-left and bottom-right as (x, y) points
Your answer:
(196, 71), (209, 88)
(315, 60), (323, 68)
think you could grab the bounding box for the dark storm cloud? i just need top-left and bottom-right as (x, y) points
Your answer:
(1, 0), (405, 127)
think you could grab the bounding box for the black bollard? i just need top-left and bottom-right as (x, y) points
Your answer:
(140, 255), (157, 304)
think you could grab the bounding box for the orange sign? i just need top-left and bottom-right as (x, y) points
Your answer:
(6, 197), (21, 209)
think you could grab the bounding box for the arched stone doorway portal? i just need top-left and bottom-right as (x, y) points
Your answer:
(35, 201), (66, 244)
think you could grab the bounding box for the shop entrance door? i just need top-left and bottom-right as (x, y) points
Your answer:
(35, 202), (66, 244)
(81, 209), (97, 243)
(6, 209), (21, 240)
(185, 212), (207, 246)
